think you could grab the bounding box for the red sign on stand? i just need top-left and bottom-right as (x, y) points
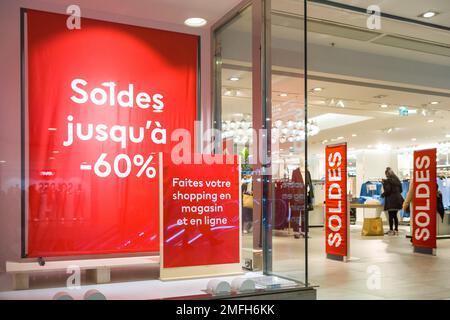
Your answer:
(412, 149), (437, 253)
(160, 154), (241, 279)
(325, 143), (348, 259)
(25, 10), (198, 257)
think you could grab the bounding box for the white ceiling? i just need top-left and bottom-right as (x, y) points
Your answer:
(218, 0), (450, 158)
(221, 67), (450, 156)
(331, 0), (450, 28)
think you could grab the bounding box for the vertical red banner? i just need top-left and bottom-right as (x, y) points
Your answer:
(325, 144), (348, 257)
(162, 155), (240, 268)
(25, 10), (198, 257)
(412, 149), (437, 251)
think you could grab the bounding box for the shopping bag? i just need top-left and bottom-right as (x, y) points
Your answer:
(361, 217), (384, 236)
(243, 194), (253, 209)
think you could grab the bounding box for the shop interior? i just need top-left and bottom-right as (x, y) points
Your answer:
(218, 0), (450, 299)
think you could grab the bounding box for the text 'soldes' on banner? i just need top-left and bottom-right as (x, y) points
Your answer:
(162, 155), (241, 268)
(26, 10), (198, 257)
(325, 144), (348, 257)
(412, 149), (437, 250)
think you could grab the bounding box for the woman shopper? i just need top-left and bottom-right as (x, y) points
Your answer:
(382, 167), (403, 236)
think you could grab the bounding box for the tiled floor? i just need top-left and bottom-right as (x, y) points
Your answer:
(271, 224), (450, 300)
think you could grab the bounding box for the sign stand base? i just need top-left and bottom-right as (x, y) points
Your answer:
(414, 247), (436, 256)
(326, 254), (347, 262)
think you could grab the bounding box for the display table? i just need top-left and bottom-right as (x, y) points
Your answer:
(349, 203), (384, 218)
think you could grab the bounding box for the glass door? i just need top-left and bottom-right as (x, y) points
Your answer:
(213, 0), (308, 286)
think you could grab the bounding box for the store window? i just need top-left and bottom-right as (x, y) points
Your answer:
(213, 0), (309, 287)
(214, 4), (256, 270)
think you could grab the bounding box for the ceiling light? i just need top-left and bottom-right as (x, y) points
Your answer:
(431, 101), (439, 105)
(380, 104), (388, 108)
(184, 17), (207, 27)
(0, 160), (6, 164)
(279, 93), (288, 97)
(446, 134), (450, 139)
(352, 134), (357, 137)
(336, 100), (345, 108)
(48, 128), (57, 131)
(387, 128), (393, 133)
(312, 87), (323, 92)
(411, 138), (417, 141)
(420, 11), (437, 18)
(337, 136), (344, 140)
(427, 119), (434, 123)
(229, 77), (240, 82)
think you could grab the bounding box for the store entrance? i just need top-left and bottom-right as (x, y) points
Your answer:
(303, 0), (450, 299)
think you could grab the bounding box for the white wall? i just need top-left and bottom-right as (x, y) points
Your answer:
(0, 0), (214, 291)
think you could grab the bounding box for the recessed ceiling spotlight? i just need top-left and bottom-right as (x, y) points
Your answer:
(229, 76), (240, 82)
(337, 136), (344, 140)
(411, 138), (417, 141)
(312, 87), (323, 92)
(420, 11), (437, 19)
(336, 100), (345, 108)
(352, 134), (357, 137)
(380, 104), (388, 108)
(184, 17), (207, 27)
(427, 119), (434, 123)
(279, 93), (288, 97)
(431, 101), (439, 105)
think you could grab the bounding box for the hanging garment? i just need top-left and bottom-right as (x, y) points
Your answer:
(306, 169), (314, 211)
(291, 168), (306, 233)
(360, 181), (382, 198)
(400, 180), (410, 218)
(444, 178), (450, 210)
(437, 190), (445, 223)
(274, 181), (290, 230)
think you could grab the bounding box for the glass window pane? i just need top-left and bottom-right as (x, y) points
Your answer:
(214, 5), (257, 270)
(268, 0), (307, 285)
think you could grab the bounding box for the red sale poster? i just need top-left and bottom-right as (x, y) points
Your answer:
(25, 10), (198, 257)
(161, 154), (240, 269)
(325, 143), (348, 258)
(412, 149), (437, 251)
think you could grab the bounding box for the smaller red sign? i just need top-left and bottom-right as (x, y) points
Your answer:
(162, 154), (240, 268)
(325, 143), (348, 257)
(412, 149), (437, 250)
